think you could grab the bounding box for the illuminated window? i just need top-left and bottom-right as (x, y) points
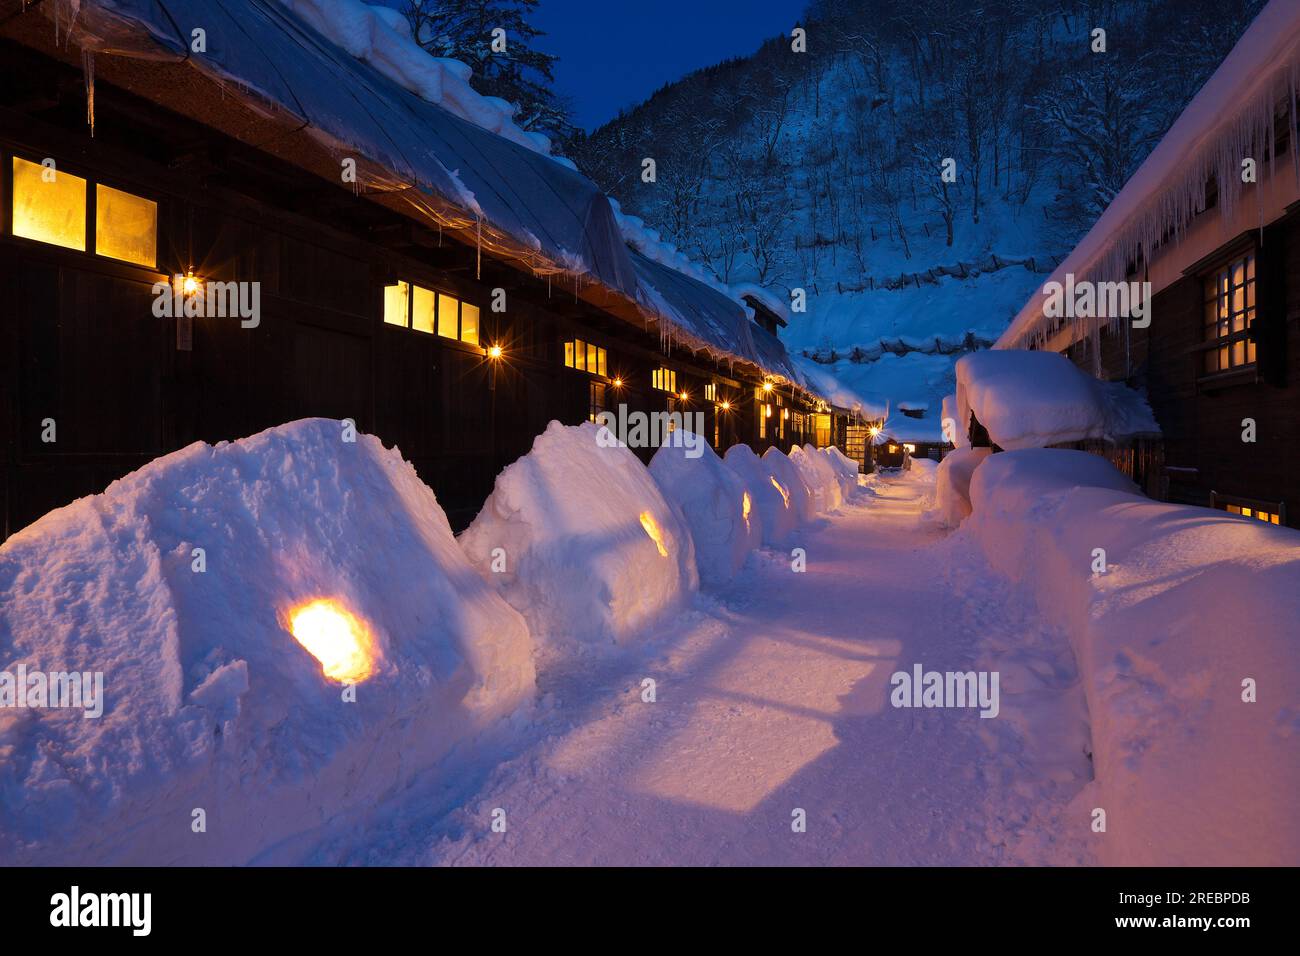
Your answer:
(383, 281), (411, 327)
(95, 184), (157, 267)
(652, 367), (677, 392)
(1202, 252), (1256, 375)
(12, 157), (86, 251)
(705, 383), (717, 402)
(414, 285), (436, 334)
(564, 339), (607, 376)
(382, 279), (479, 344)
(461, 302), (479, 346)
(1216, 494), (1284, 525)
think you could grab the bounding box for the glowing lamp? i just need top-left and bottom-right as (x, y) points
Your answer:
(770, 477), (790, 508)
(289, 599), (378, 683)
(720, 400), (731, 411)
(639, 511), (669, 557)
(765, 404), (773, 418)
(680, 391), (689, 402)
(613, 377), (623, 388)
(868, 426), (881, 437)
(487, 344), (503, 360)
(182, 271), (201, 296)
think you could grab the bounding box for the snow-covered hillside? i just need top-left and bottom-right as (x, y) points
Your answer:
(572, 0), (1265, 428)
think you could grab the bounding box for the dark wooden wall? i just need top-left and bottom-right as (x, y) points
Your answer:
(1064, 217), (1300, 527)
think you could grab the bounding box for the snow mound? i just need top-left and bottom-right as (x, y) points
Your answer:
(966, 449), (1300, 865)
(789, 445), (843, 513)
(933, 446), (991, 527)
(761, 447), (817, 524)
(649, 437), (760, 587)
(0, 419), (533, 865)
(723, 444), (799, 546)
(460, 422), (697, 648)
(822, 445), (861, 496)
(956, 350), (1160, 450)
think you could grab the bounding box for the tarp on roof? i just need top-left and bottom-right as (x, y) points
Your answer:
(50, 0), (802, 384)
(63, 0), (638, 298)
(629, 247), (800, 383)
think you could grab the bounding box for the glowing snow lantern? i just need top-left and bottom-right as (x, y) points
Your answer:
(289, 599), (378, 683)
(742, 491), (752, 530)
(639, 511), (669, 557)
(770, 477), (790, 508)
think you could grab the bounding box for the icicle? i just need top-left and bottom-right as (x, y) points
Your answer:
(475, 218), (482, 280)
(82, 50), (95, 137)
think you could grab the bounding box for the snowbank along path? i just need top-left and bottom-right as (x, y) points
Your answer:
(298, 470), (1097, 866)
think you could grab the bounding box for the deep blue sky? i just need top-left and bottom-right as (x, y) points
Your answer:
(534, 0), (807, 130)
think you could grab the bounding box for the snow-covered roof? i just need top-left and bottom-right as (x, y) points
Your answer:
(44, 0), (807, 386)
(998, 0), (1300, 350)
(955, 350), (1160, 450)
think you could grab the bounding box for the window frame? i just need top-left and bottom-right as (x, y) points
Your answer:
(5, 151), (161, 272)
(382, 277), (483, 348)
(1196, 246), (1258, 382)
(563, 337), (609, 378)
(1210, 491), (1285, 526)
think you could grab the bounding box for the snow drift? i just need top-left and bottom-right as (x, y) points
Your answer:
(822, 445), (861, 497)
(761, 447), (817, 524)
(955, 350), (1159, 450)
(0, 419), (534, 866)
(933, 446), (991, 527)
(789, 445), (844, 513)
(649, 437), (761, 587)
(965, 449), (1300, 866)
(460, 422), (697, 649)
(723, 444), (799, 546)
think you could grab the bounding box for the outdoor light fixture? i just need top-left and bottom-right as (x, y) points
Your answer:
(288, 598), (378, 684)
(720, 400), (731, 411)
(639, 511), (669, 557)
(182, 272), (200, 296)
(487, 344), (503, 359)
(869, 425), (881, 437)
(680, 391), (689, 402)
(762, 382), (774, 393)
(612, 377), (624, 388)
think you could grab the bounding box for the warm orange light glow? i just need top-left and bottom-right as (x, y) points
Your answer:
(904, 443), (916, 453)
(612, 377), (623, 388)
(742, 492), (752, 530)
(770, 477), (790, 508)
(182, 272), (201, 296)
(765, 404), (773, 418)
(639, 511), (669, 557)
(487, 344), (503, 359)
(679, 391), (689, 402)
(868, 425), (881, 437)
(289, 599), (378, 683)
(720, 400), (731, 411)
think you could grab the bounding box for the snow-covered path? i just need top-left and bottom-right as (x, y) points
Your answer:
(298, 472), (1096, 866)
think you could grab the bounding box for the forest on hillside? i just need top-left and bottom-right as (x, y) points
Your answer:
(567, 0), (1265, 297)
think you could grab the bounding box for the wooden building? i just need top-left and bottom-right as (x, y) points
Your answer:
(0, 0), (845, 540)
(996, 5), (1300, 528)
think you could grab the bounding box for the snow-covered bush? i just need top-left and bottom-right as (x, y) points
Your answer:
(789, 444), (843, 513)
(933, 446), (991, 527)
(965, 449), (1300, 865)
(723, 444), (798, 546)
(0, 419), (534, 865)
(460, 421), (697, 649)
(761, 447), (816, 524)
(649, 436), (760, 586)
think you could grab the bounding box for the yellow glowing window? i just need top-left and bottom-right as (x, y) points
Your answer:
(460, 301), (479, 346)
(13, 157), (86, 251)
(564, 339), (607, 376)
(384, 281), (411, 327)
(705, 383), (717, 402)
(652, 367), (676, 392)
(437, 292), (458, 338)
(95, 184), (157, 267)
(413, 285), (436, 334)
